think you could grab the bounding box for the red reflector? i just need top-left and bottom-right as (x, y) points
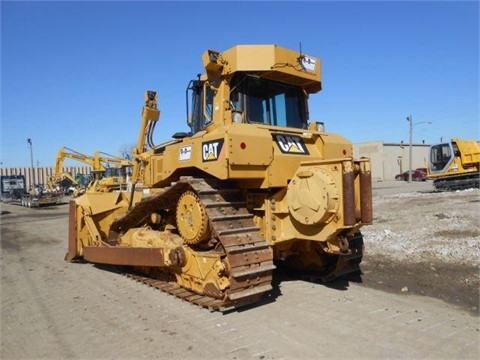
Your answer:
(240, 142), (246, 149)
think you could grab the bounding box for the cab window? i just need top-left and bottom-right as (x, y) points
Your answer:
(230, 73), (307, 129)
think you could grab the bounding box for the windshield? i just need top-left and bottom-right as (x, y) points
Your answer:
(429, 143), (453, 172)
(230, 73), (308, 129)
(104, 167), (131, 178)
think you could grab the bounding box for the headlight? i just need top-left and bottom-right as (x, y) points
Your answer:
(309, 121), (325, 132)
(232, 111), (244, 123)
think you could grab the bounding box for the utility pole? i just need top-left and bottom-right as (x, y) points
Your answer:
(27, 138), (35, 190)
(407, 116), (413, 183)
(406, 116), (432, 183)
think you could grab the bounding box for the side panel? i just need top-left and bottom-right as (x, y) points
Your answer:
(228, 126), (273, 166)
(139, 123), (357, 192)
(455, 138), (480, 166)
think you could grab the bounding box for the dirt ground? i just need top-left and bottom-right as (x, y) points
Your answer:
(360, 181), (480, 315)
(1, 181), (479, 359)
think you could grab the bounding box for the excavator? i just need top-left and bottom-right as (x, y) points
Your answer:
(66, 44), (373, 311)
(47, 147), (102, 196)
(49, 147), (133, 195)
(427, 138), (480, 190)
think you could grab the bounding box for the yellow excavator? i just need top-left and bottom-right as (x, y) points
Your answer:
(47, 147), (102, 196)
(427, 138), (480, 190)
(66, 44), (373, 311)
(49, 147), (133, 195)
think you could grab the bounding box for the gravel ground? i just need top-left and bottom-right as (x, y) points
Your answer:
(359, 180), (480, 314)
(1, 180), (479, 360)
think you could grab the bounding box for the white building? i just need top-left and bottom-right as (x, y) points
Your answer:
(353, 141), (431, 181)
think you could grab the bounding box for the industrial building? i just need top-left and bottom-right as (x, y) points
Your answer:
(353, 141), (431, 181)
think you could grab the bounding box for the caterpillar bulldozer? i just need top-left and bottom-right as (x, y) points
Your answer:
(88, 152), (133, 193)
(66, 44), (373, 311)
(427, 138), (480, 191)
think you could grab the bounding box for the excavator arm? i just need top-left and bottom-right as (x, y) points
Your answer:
(56, 147), (107, 172)
(49, 147), (108, 191)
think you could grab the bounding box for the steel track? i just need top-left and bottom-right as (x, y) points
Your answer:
(116, 177), (275, 311)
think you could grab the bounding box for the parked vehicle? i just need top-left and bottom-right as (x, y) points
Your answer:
(1, 175), (63, 207)
(0, 175), (26, 203)
(395, 168), (427, 181)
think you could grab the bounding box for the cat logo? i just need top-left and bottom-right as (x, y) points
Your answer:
(202, 139), (224, 162)
(273, 134), (309, 155)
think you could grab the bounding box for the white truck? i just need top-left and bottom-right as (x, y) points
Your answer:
(0, 175), (63, 208)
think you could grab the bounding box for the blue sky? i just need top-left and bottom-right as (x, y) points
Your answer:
(1, 1), (478, 167)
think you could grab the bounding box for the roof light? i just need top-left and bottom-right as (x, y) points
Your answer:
(309, 121), (325, 132)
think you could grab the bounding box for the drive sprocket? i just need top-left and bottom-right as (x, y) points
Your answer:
(176, 190), (211, 244)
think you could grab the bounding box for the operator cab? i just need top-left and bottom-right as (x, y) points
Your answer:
(429, 142), (455, 173)
(186, 74), (308, 135)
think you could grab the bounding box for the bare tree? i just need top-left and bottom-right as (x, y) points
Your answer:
(119, 143), (136, 159)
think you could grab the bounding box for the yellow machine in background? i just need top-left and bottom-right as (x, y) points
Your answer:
(88, 152), (133, 193)
(49, 147), (133, 195)
(66, 44), (373, 311)
(48, 147), (102, 196)
(427, 138), (480, 190)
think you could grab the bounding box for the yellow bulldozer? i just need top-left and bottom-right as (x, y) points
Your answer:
(66, 44), (373, 311)
(88, 152), (133, 193)
(427, 138), (480, 190)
